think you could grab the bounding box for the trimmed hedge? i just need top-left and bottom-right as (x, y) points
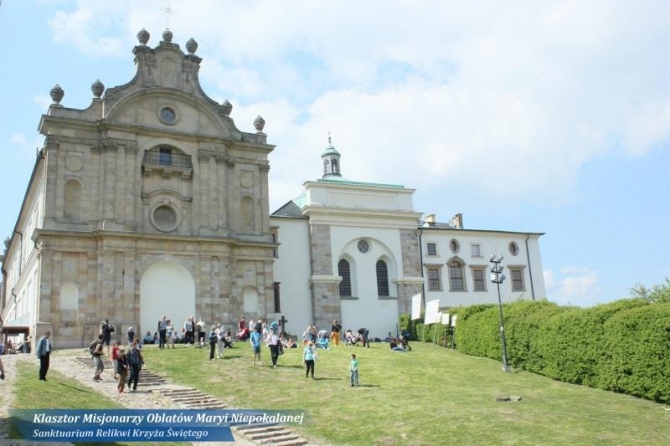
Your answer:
(416, 298), (670, 403)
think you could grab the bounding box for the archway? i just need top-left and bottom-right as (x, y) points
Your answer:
(139, 261), (195, 338)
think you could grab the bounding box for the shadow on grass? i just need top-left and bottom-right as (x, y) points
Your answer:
(55, 382), (97, 394)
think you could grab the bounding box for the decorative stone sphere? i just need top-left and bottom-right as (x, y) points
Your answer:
(186, 38), (198, 54)
(162, 29), (173, 43)
(137, 28), (150, 45)
(91, 79), (105, 98)
(50, 84), (64, 104)
(253, 115), (266, 133)
(221, 100), (232, 117)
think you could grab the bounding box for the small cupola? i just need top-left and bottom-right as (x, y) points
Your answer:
(321, 134), (342, 178)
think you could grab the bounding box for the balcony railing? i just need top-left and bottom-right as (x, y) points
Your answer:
(143, 151), (193, 169)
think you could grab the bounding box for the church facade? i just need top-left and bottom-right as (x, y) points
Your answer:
(0, 29), (546, 347)
(0, 29), (276, 347)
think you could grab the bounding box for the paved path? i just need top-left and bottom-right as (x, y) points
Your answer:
(0, 351), (314, 445)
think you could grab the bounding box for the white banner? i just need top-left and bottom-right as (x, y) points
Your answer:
(424, 299), (440, 325)
(411, 293), (422, 320)
(441, 312), (450, 325)
(451, 315), (458, 327)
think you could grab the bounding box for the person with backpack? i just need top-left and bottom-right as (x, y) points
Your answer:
(127, 340), (144, 392)
(208, 325), (218, 361)
(90, 334), (104, 381)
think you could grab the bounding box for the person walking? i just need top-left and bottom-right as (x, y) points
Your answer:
(111, 340), (120, 379)
(36, 331), (52, 381)
(183, 317), (194, 346)
(166, 321), (175, 349)
(349, 353), (360, 387)
(116, 348), (128, 393)
(157, 315), (168, 349)
(100, 319), (114, 356)
(0, 357), (5, 380)
(90, 335), (104, 381)
(250, 326), (262, 366)
(216, 324), (226, 359)
(208, 325), (217, 361)
(266, 330), (281, 368)
(127, 340), (144, 392)
(126, 326), (135, 345)
(303, 341), (317, 380)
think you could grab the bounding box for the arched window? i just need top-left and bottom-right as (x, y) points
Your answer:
(338, 259), (352, 297)
(376, 260), (390, 296)
(448, 259), (466, 291)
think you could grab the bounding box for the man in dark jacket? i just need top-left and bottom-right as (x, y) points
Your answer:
(36, 331), (52, 381)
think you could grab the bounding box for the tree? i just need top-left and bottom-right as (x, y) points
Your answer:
(629, 278), (670, 303)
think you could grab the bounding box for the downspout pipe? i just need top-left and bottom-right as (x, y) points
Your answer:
(525, 234), (536, 301)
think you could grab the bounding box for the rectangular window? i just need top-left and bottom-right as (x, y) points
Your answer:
(471, 244), (481, 257)
(472, 268), (486, 291)
(270, 229), (278, 258)
(159, 148), (172, 165)
(510, 268), (525, 291)
(427, 267), (441, 291)
(273, 282), (281, 312)
(449, 263), (465, 291)
(426, 242), (437, 256)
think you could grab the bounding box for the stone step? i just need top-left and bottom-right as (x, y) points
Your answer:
(237, 425), (285, 434)
(270, 439), (309, 446)
(247, 429), (294, 440)
(258, 433), (301, 444)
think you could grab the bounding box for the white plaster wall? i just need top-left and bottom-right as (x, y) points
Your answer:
(421, 230), (546, 308)
(270, 218), (312, 337)
(331, 226), (401, 338)
(139, 261), (196, 337)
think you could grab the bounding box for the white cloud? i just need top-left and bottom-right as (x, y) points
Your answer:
(43, 1), (670, 215)
(545, 267), (603, 307)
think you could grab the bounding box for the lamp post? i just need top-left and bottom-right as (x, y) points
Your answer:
(490, 254), (510, 373)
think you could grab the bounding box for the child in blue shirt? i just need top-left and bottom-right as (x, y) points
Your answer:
(250, 327), (262, 366)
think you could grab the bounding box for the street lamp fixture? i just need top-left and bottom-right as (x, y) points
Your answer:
(490, 254), (511, 373)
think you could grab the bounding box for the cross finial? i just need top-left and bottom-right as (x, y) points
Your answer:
(327, 131), (332, 146)
(160, 2), (177, 30)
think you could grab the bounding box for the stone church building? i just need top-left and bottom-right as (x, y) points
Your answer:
(0, 29), (546, 347)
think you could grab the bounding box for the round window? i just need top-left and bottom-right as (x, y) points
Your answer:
(151, 205), (179, 232)
(357, 240), (370, 254)
(509, 241), (519, 256)
(159, 106), (177, 124)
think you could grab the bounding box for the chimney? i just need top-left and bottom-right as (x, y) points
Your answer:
(424, 214), (436, 227)
(450, 213), (463, 229)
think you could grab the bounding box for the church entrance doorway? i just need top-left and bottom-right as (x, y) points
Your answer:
(139, 260), (195, 340)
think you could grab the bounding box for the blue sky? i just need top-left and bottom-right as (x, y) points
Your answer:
(1, 1), (669, 307)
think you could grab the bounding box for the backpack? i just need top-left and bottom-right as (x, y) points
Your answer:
(89, 340), (99, 356)
(128, 348), (141, 365)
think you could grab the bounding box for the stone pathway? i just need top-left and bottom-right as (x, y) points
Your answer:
(0, 352), (314, 445)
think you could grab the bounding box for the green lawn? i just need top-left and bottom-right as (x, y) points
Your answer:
(135, 341), (670, 446)
(9, 344), (670, 445)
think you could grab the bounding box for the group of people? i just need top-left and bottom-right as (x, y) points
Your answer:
(27, 315), (373, 390)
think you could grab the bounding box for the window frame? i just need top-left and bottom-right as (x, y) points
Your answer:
(376, 260), (390, 297)
(426, 266), (442, 291)
(447, 258), (466, 292)
(509, 267), (526, 292)
(338, 259), (352, 297)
